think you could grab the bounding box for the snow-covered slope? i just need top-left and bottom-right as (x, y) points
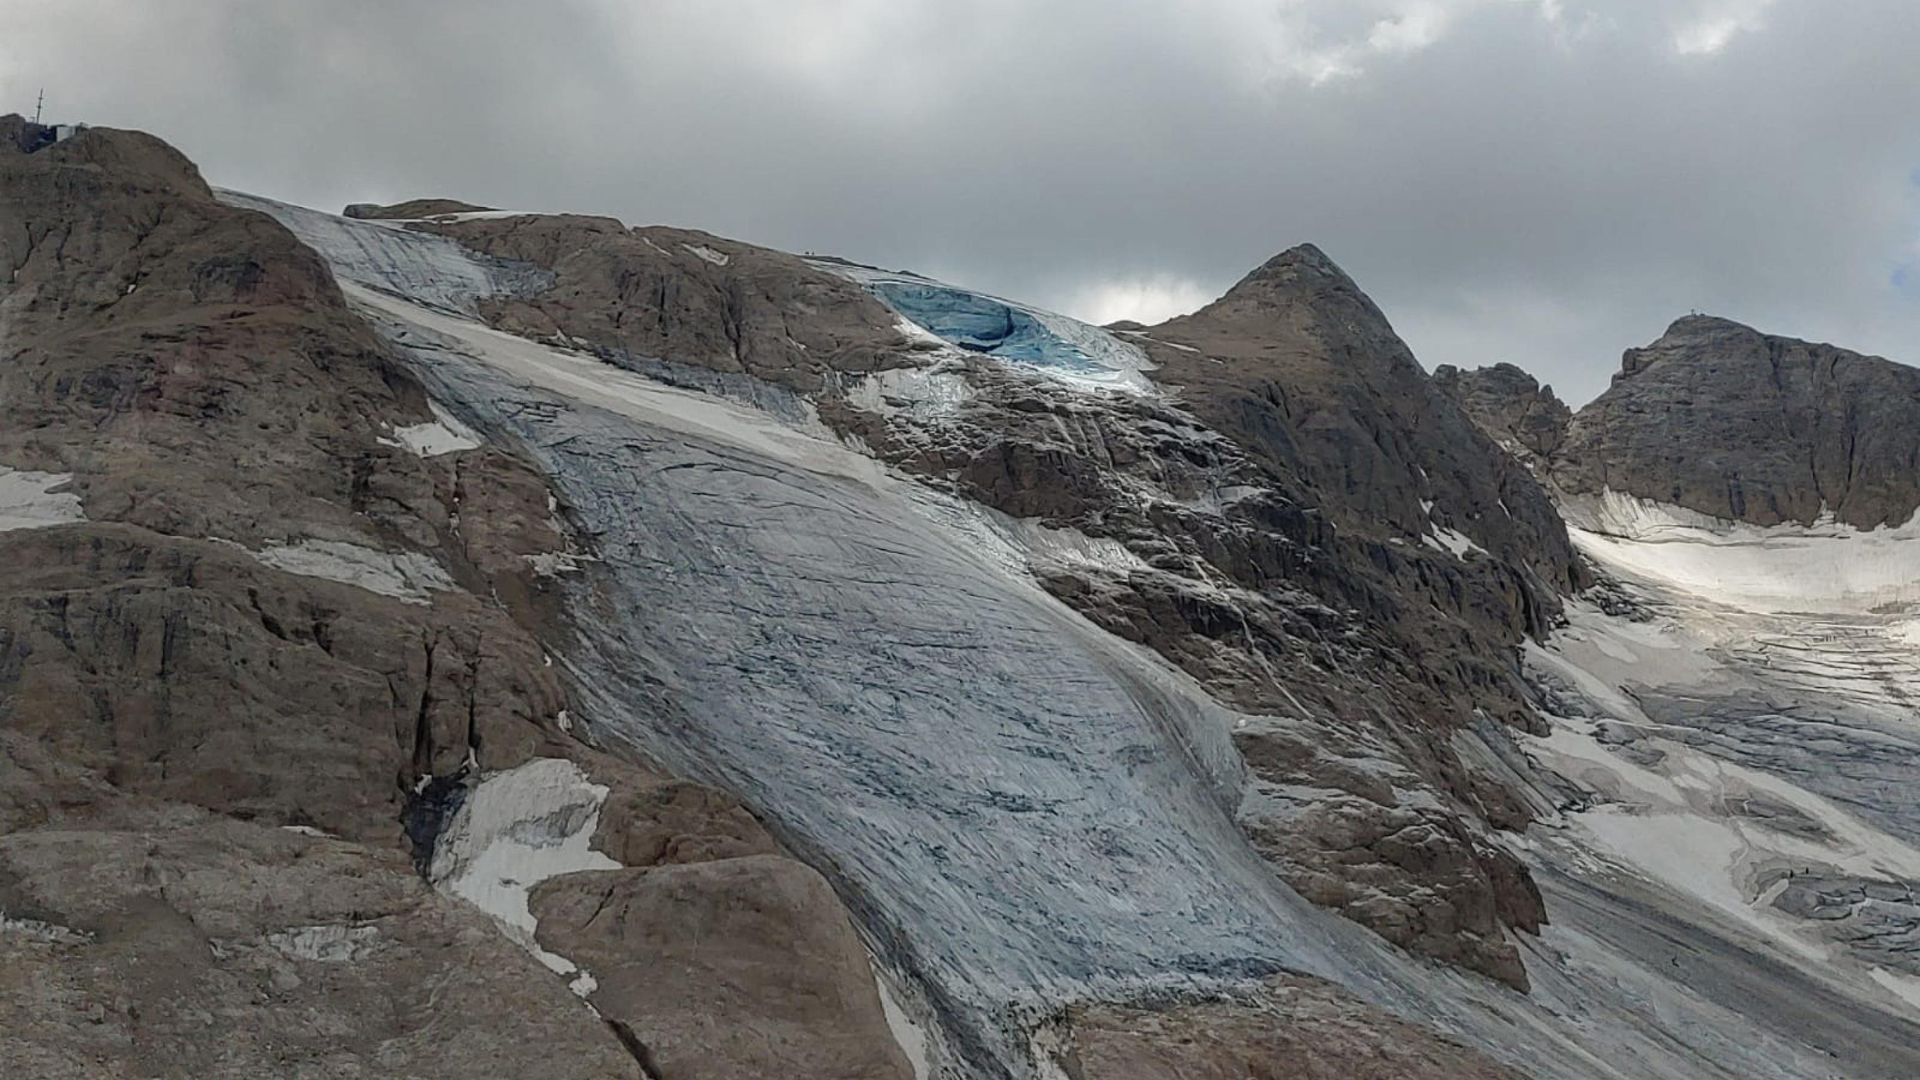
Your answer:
(1521, 489), (1920, 1038)
(227, 193), (1920, 1079)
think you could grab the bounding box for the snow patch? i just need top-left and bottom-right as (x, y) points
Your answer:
(252, 539), (454, 604)
(524, 550), (587, 577)
(846, 363), (976, 420)
(0, 912), (92, 945)
(429, 758), (620, 996)
(0, 468), (84, 532)
(1562, 489), (1920, 614)
(1870, 967), (1920, 1012)
(1423, 524), (1485, 559)
(392, 400), (483, 456)
(266, 924), (382, 962)
(872, 962), (932, 1080)
(681, 242), (730, 266)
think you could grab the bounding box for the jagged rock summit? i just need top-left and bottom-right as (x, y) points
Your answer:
(1442, 314), (1920, 528)
(1560, 314), (1920, 527)
(1431, 362), (1571, 472)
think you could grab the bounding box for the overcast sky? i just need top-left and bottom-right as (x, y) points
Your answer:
(7, 0), (1917, 403)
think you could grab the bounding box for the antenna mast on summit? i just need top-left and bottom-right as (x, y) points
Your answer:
(34, 89), (44, 125)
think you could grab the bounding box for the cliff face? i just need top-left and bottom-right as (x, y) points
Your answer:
(0, 118), (913, 1079)
(1432, 361), (1572, 473)
(1558, 315), (1920, 527)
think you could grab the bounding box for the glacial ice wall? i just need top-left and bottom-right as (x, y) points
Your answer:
(823, 262), (1156, 394)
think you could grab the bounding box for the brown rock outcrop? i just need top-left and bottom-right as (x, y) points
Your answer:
(1042, 974), (1527, 1080)
(533, 856), (915, 1080)
(418, 215), (915, 393)
(344, 198), (494, 219)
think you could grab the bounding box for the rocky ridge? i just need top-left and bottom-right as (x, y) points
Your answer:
(1442, 315), (1920, 528)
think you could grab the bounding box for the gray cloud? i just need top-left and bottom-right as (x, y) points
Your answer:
(7, 0), (1917, 403)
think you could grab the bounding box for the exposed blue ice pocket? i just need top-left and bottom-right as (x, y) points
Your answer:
(870, 281), (1105, 375)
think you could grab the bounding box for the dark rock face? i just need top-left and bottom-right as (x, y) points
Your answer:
(415, 213), (916, 393)
(1433, 361), (1572, 473)
(1557, 315), (1920, 527)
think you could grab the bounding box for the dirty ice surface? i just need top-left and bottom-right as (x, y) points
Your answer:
(251, 538), (453, 604)
(390, 400), (484, 456)
(219, 189), (552, 316)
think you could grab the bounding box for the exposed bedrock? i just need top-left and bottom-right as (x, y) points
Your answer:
(1446, 315), (1920, 528)
(0, 119), (914, 1077)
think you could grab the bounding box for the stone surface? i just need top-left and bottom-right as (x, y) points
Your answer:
(343, 198), (493, 219)
(1556, 315), (1920, 527)
(0, 809), (643, 1079)
(1434, 361), (1572, 473)
(532, 856), (914, 1080)
(1042, 974), (1527, 1080)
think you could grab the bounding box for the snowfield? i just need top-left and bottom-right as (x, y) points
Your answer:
(1524, 489), (1920, 1037)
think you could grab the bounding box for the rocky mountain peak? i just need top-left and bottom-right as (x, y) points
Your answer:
(1433, 362), (1572, 470)
(1616, 313), (1766, 380)
(1194, 242), (1387, 331)
(1442, 317), (1920, 529)
(1, 114), (209, 197)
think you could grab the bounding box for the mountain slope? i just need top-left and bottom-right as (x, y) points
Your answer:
(1456, 314), (1920, 527)
(0, 115), (913, 1079)
(9, 117), (1918, 1079)
(1438, 320), (1920, 1069)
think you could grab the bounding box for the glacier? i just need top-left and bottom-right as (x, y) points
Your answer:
(226, 191), (1920, 1079)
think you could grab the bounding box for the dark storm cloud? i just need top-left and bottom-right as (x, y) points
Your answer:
(7, 0), (1918, 402)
